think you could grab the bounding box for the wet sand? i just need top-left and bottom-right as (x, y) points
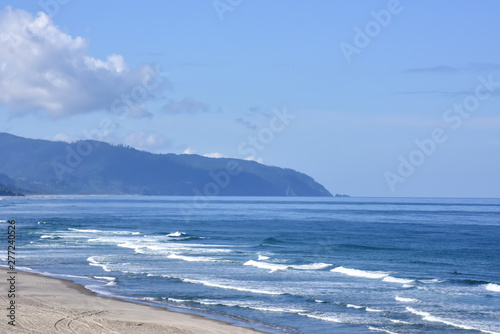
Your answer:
(0, 268), (266, 333)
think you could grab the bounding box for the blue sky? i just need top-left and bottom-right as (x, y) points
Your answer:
(1, 0), (499, 197)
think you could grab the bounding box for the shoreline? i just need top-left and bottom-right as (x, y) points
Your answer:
(0, 268), (272, 334)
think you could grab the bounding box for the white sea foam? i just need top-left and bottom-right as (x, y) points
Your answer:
(114, 238), (233, 260)
(347, 304), (363, 309)
(331, 266), (389, 279)
(332, 266), (415, 286)
(406, 307), (500, 334)
(196, 299), (306, 313)
(0, 264), (32, 271)
(419, 278), (446, 284)
(0, 265), (31, 272)
(54, 273), (92, 280)
(258, 255), (270, 260)
(389, 319), (412, 325)
(84, 285), (116, 297)
(366, 308), (384, 313)
(252, 306), (306, 313)
(383, 276), (415, 284)
(244, 260), (332, 273)
(167, 231), (185, 237)
(181, 278), (284, 295)
(69, 228), (141, 235)
(167, 253), (217, 262)
(298, 313), (343, 323)
(15, 266), (34, 271)
(485, 283), (500, 293)
(292, 263), (333, 270)
(368, 327), (398, 334)
(40, 235), (59, 239)
(315, 300), (327, 303)
(180, 247), (232, 254)
(69, 228), (103, 233)
(87, 256), (111, 272)
(116, 240), (165, 254)
(244, 260), (288, 272)
(395, 296), (419, 303)
(94, 276), (115, 281)
(117, 239), (233, 261)
(406, 307), (433, 318)
(37, 221), (47, 224)
(116, 241), (182, 255)
(167, 298), (190, 303)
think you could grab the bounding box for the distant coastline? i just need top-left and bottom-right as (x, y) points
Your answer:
(0, 185), (24, 196)
(0, 132), (333, 197)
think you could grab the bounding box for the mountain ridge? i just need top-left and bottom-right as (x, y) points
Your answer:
(0, 133), (332, 197)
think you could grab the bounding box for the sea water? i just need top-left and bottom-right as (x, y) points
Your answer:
(1, 196), (499, 333)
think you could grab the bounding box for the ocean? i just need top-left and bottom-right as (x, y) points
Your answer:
(1, 196), (499, 334)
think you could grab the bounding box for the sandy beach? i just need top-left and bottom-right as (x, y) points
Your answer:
(0, 269), (266, 334)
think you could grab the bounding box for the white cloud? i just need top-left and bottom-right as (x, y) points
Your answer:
(203, 152), (226, 158)
(0, 6), (164, 118)
(244, 156), (263, 163)
(181, 149), (225, 158)
(183, 148), (196, 154)
(123, 131), (171, 151)
(51, 132), (74, 143)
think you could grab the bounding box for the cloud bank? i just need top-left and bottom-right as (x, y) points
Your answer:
(123, 131), (171, 151)
(0, 6), (162, 118)
(162, 97), (210, 114)
(406, 63), (500, 74)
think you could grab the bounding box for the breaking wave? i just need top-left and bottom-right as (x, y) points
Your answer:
(244, 260), (332, 273)
(331, 266), (388, 279)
